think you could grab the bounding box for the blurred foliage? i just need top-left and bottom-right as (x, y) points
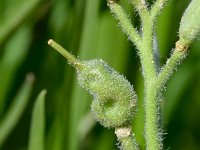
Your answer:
(0, 0), (199, 150)
(28, 89), (46, 150)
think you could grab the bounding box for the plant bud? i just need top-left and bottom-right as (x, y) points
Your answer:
(77, 59), (137, 128)
(48, 40), (137, 128)
(179, 0), (200, 46)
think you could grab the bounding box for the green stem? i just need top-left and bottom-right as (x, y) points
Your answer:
(144, 86), (160, 150)
(109, 1), (159, 149)
(108, 3), (142, 49)
(150, 0), (169, 20)
(142, 12), (160, 150)
(115, 127), (139, 150)
(48, 39), (82, 69)
(109, 1), (188, 150)
(156, 44), (187, 92)
(135, 5), (159, 149)
(131, 0), (157, 84)
(145, 42), (187, 149)
(130, 0), (148, 16)
(140, 15), (157, 85)
(109, 2), (156, 84)
(136, 1), (160, 149)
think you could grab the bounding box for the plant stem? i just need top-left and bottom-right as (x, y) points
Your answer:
(115, 127), (139, 150)
(150, 0), (169, 20)
(109, 2), (157, 84)
(140, 16), (157, 84)
(141, 10), (161, 150)
(144, 86), (160, 150)
(156, 41), (187, 92)
(108, 3), (142, 49)
(144, 41), (188, 149)
(109, 1), (189, 150)
(142, 37), (159, 149)
(130, 0), (148, 16)
(135, 4), (160, 148)
(109, 1), (159, 149)
(128, 1), (158, 80)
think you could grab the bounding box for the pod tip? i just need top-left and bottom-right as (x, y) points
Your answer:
(48, 39), (54, 46)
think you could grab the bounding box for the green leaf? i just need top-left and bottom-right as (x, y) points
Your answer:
(28, 89), (46, 150)
(0, 25), (32, 115)
(0, 0), (42, 44)
(0, 73), (34, 147)
(163, 61), (196, 124)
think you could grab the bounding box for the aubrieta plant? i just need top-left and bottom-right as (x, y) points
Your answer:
(48, 0), (200, 149)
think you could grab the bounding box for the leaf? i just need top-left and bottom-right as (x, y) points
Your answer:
(0, 0), (42, 44)
(0, 73), (34, 147)
(0, 25), (32, 115)
(28, 89), (46, 150)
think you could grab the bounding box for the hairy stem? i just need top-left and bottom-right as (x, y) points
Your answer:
(130, 0), (148, 16)
(109, 1), (156, 84)
(108, 2), (142, 49)
(145, 86), (160, 150)
(140, 15), (157, 84)
(109, 1), (159, 149)
(156, 41), (187, 92)
(150, 0), (169, 20)
(115, 127), (139, 150)
(145, 41), (188, 149)
(108, 1), (192, 149)
(136, 4), (160, 149)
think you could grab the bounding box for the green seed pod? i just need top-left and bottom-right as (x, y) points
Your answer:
(78, 59), (136, 128)
(48, 39), (137, 128)
(179, 0), (200, 46)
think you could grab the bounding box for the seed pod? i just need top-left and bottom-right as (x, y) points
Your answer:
(179, 0), (200, 46)
(48, 39), (137, 128)
(78, 59), (136, 128)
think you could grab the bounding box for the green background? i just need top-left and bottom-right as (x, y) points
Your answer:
(0, 0), (200, 149)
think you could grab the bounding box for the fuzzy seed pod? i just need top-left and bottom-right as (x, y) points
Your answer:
(179, 0), (200, 46)
(48, 40), (137, 128)
(77, 59), (137, 128)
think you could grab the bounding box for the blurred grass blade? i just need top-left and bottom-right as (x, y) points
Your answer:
(0, 25), (31, 115)
(0, 0), (42, 44)
(94, 130), (115, 150)
(78, 112), (96, 141)
(0, 73), (34, 147)
(163, 62), (195, 124)
(132, 72), (145, 149)
(28, 89), (46, 150)
(95, 13), (129, 72)
(156, 2), (174, 57)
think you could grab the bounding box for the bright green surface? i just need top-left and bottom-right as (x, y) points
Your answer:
(0, 0), (200, 149)
(28, 89), (46, 150)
